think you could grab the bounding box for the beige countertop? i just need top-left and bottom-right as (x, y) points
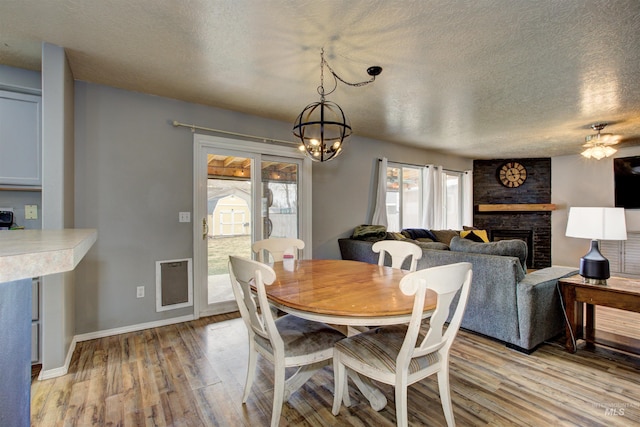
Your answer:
(0, 229), (97, 282)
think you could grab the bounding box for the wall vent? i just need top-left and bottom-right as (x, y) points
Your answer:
(156, 258), (193, 312)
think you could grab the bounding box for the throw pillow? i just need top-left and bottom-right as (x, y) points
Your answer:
(460, 229), (489, 243)
(400, 228), (438, 241)
(386, 232), (407, 240)
(352, 224), (387, 241)
(449, 236), (527, 270)
(430, 229), (460, 246)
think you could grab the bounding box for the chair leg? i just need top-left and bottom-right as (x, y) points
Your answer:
(332, 354), (345, 415)
(342, 371), (351, 408)
(242, 340), (257, 403)
(437, 367), (455, 427)
(271, 359), (286, 427)
(395, 383), (409, 427)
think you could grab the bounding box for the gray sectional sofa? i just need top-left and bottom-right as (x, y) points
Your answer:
(338, 236), (577, 353)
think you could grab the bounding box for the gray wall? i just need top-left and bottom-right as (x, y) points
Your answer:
(73, 81), (301, 333)
(0, 191), (42, 229)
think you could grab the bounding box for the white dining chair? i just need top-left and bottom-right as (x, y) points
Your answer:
(372, 240), (423, 271)
(331, 262), (473, 427)
(252, 238), (305, 264)
(228, 255), (344, 427)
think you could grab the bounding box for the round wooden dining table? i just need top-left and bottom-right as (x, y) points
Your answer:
(265, 258), (438, 411)
(268, 258), (438, 326)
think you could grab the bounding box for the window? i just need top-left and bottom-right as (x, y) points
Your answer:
(385, 163), (466, 231)
(386, 164), (423, 231)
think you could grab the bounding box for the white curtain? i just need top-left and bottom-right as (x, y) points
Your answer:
(422, 165), (445, 229)
(371, 157), (388, 227)
(462, 170), (473, 227)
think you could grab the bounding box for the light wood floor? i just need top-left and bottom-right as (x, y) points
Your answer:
(31, 309), (640, 426)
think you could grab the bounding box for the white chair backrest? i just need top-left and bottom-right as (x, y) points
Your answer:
(252, 238), (305, 263)
(228, 255), (282, 348)
(372, 240), (423, 271)
(397, 262), (473, 364)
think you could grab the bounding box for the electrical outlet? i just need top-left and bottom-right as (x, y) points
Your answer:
(25, 205), (38, 220)
(179, 212), (191, 223)
(136, 286), (144, 298)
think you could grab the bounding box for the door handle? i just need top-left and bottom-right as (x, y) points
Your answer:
(202, 218), (209, 240)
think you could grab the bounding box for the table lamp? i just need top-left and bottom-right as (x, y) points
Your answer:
(565, 207), (627, 285)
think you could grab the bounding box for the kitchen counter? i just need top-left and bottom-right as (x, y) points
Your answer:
(0, 229), (97, 282)
(0, 228), (96, 427)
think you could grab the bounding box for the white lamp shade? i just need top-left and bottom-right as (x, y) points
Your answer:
(565, 207), (627, 240)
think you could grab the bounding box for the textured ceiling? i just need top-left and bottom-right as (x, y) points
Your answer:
(1, 0), (640, 159)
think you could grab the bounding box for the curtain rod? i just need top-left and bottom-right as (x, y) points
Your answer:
(172, 120), (298, 147)
(379, 158), (467, 174)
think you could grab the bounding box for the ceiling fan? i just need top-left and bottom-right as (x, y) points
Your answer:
(581, 123), (621, 160)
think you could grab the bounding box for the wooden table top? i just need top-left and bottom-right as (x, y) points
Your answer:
(560, 274), (640, 296)
(268, 259), (437, 325)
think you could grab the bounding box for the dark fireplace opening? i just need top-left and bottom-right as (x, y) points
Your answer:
(490, 229), (534, 269)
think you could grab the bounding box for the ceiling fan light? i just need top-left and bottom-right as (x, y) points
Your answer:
(590, 147), (606, 160)
(580, 122), (620, 160)
(603, 146), (617, 157)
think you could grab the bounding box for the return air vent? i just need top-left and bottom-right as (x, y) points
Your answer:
(156, 258), (193, 312)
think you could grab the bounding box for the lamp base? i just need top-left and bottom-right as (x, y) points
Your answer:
(579, 240), (610, 285)
(581, 276), (608, 285)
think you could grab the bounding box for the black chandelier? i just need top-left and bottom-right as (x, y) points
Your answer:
(293, 49), (382, 162)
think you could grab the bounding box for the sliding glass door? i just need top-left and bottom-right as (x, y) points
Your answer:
(193, 135), (310, 317)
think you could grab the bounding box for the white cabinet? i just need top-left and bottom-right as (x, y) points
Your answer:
(0, 90), (42, 187)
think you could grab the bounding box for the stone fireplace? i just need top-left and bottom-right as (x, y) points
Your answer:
(473, 158), (552, 269)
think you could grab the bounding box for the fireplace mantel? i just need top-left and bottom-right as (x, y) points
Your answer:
(477, 203), (556, 212)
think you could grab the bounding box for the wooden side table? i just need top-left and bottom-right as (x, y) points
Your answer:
(560, 274), (640, 353)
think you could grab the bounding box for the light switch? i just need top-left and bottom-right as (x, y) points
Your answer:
(25, 205), (38, 220)
(179, 212), (191, 223)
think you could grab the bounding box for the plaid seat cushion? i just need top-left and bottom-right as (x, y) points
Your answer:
(254, 314), (344, 357)
(335, 325), (439, 375)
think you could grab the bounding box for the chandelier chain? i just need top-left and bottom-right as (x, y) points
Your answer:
(317, 48), (377, 99)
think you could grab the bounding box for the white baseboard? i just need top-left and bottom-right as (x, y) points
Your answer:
(37, 314), (195, 380)
(38, 337), (76, 380)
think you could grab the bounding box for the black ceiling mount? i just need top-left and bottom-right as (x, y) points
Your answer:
(367, 66), (383, 76)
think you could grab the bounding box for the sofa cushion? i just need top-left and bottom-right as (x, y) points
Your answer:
(415, 241), (450, 250)
(460, 229), (489, 242)
(401, 228), (437, 241)
(450, 236), (528, 270)
(352, 224), (387, 241)
(430, 229), (460, 245)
